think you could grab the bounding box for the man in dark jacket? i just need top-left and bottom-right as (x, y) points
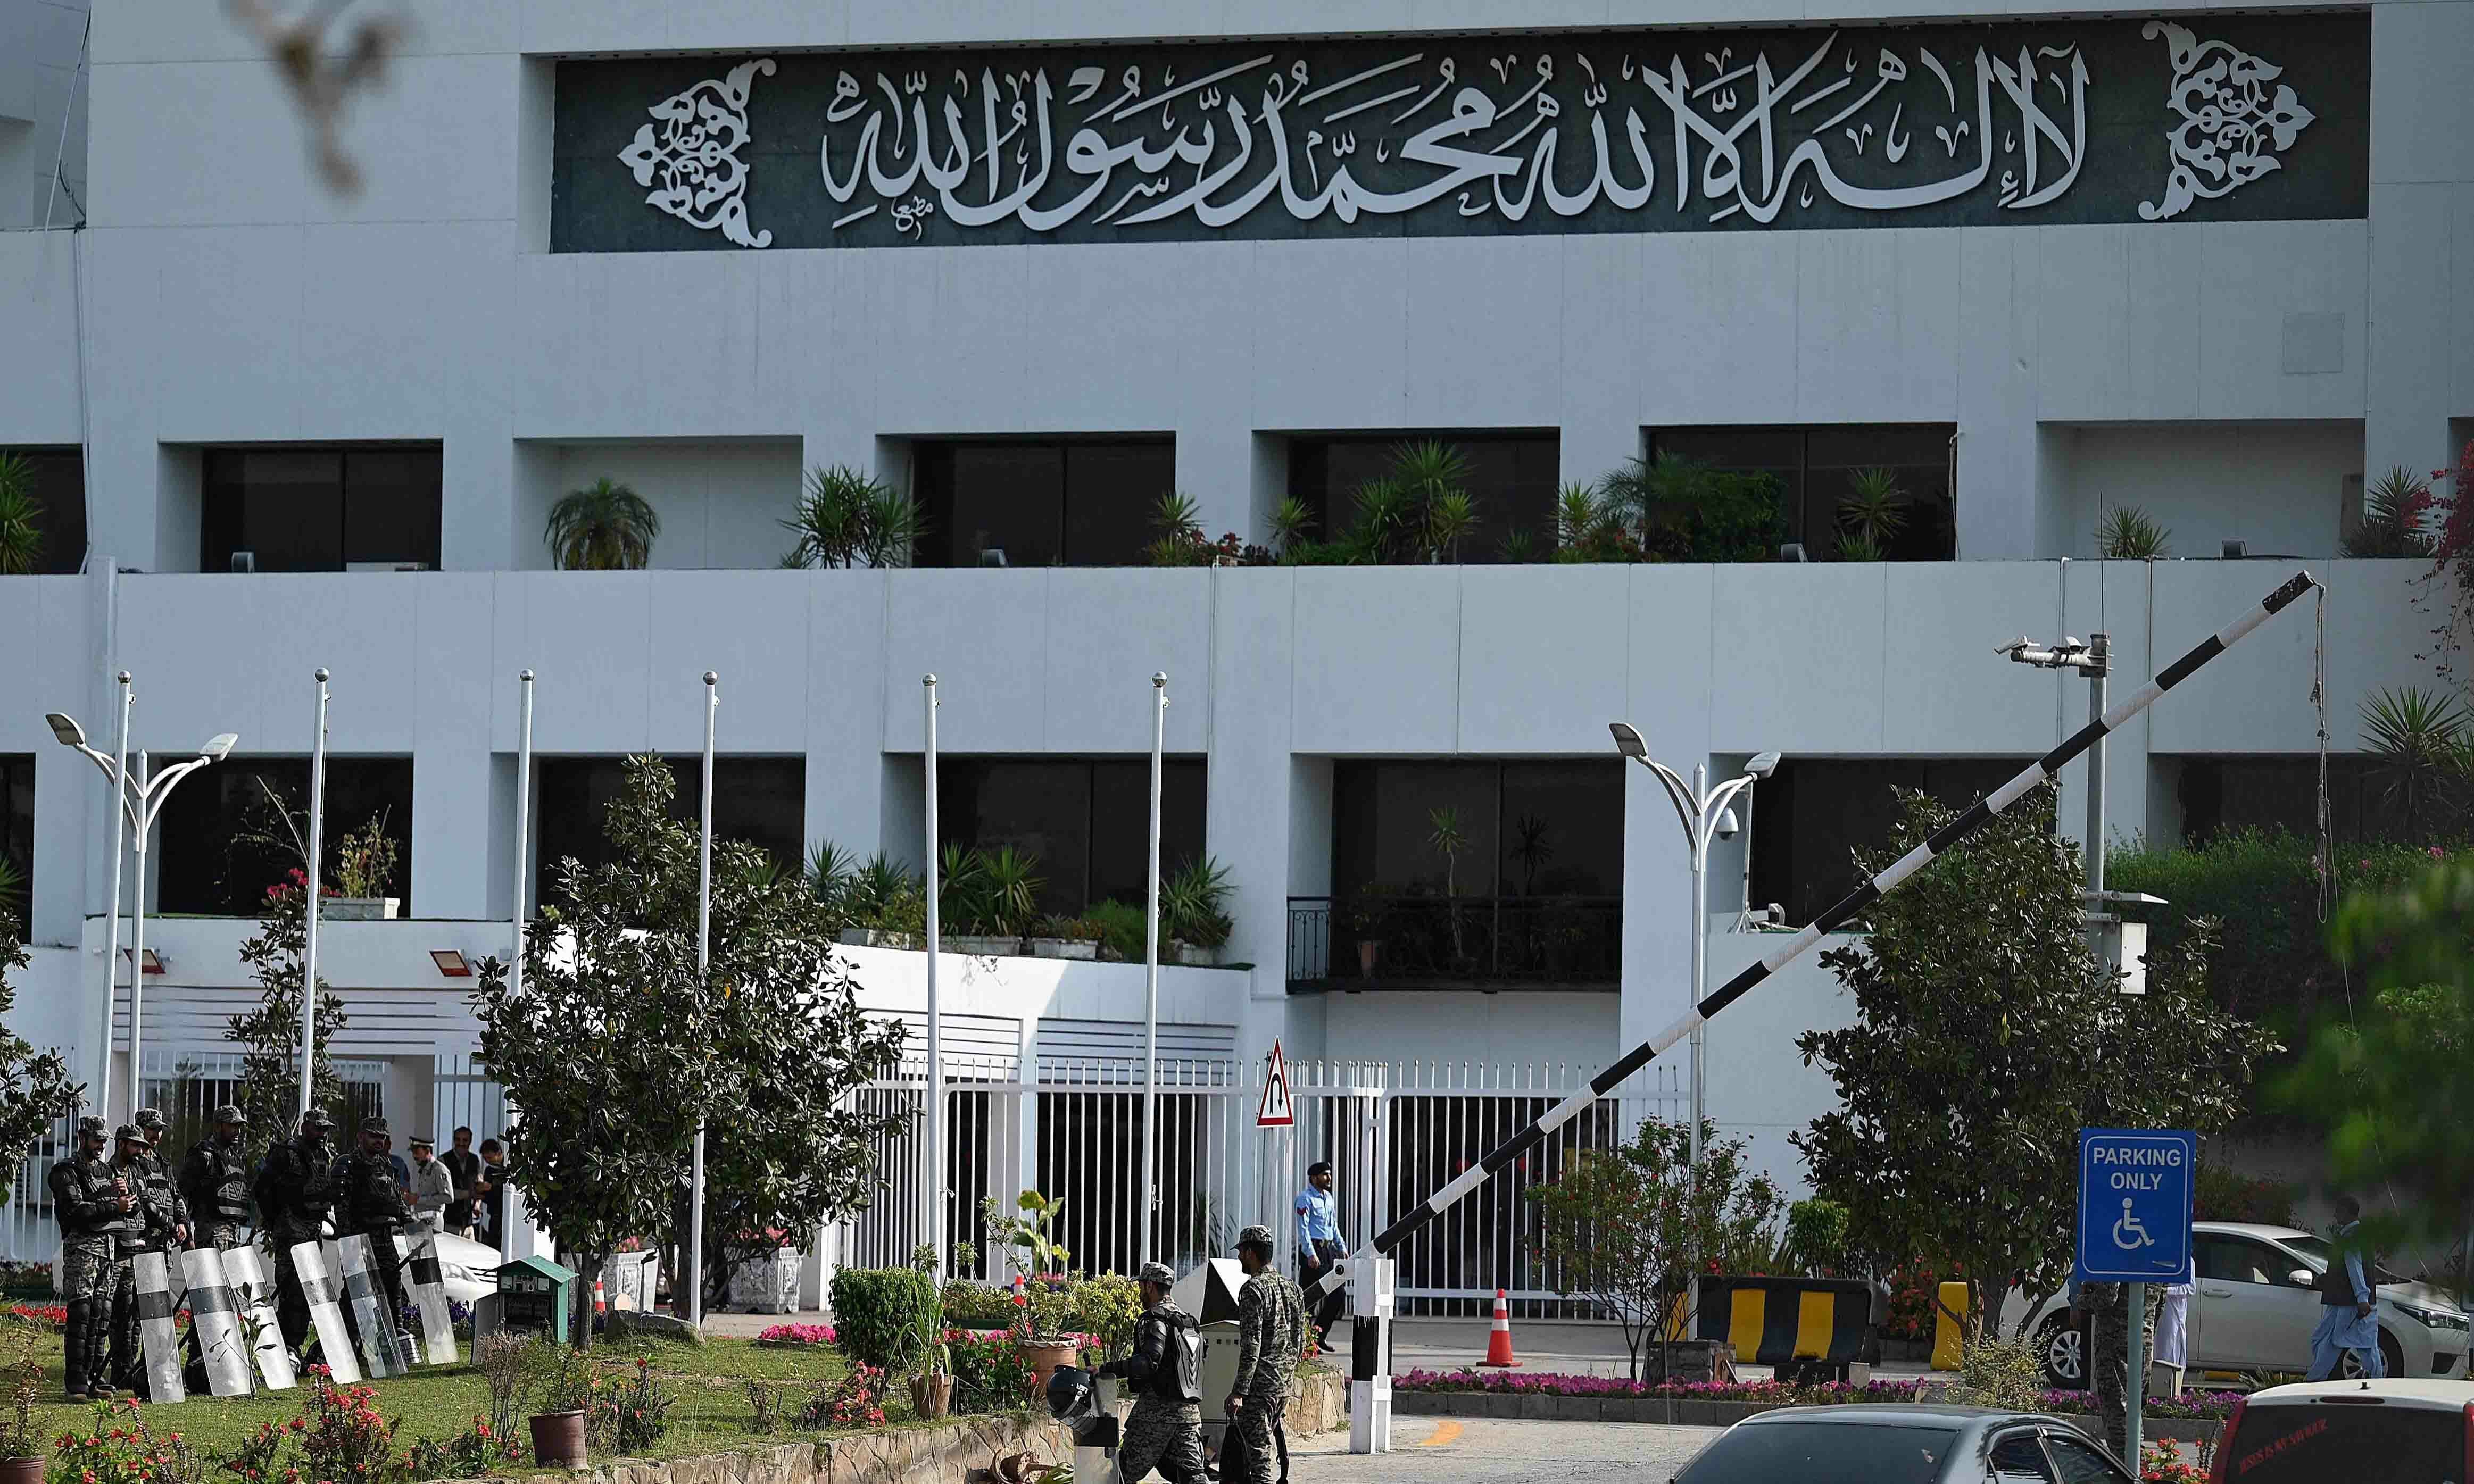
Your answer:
(180, 1105), (253, 1249)
(102, 1125), (157, 1393)
(1095, 1261), (1208, 1483)
(330, 1116), (412, 1345)
(47, 1116), (124, 1399)
(254, 1108), (339, 1353)
(441, 1127), (483, 1239)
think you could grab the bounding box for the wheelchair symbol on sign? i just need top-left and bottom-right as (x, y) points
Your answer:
(2112, 1198), (2156, 1252)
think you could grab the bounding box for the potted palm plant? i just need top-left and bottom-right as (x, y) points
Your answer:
(544, 476), (660, 570)
(1161, 856), (1234, 966)
(938, 845), (1018, 955)
(1348, 895), (1387, 979)
(325, 811), (401, 920)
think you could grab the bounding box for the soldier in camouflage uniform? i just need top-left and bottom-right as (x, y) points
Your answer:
(180, 1105), (253, 1250)
(101, 1126), (155, 1394)
(330, 1116), (412, 1350)
(47, 1116), (126, 1399)
(255, 1108), (339, 1354)
(1222, 1226), (1306, 1484)
(1095, 1261), (1208, 1483)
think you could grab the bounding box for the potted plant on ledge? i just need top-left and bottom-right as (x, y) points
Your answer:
(1162, 856), (1234, 968)
(1028, 914), (1102, 960)
(0, 1321), (41, 1484)
(904, 1283), (953, 1421)
(527, 1337), (593, 1470)
(1348, 894), (1388, 980)
(326, 811), (401, 920)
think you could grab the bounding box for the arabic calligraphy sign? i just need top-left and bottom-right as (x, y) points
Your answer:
(550, 16), (2367, 253)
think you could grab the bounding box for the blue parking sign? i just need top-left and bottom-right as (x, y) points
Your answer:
(2075, 1129), (2195, 1285)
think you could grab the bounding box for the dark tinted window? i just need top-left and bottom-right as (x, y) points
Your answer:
(535, 757), (804, 910)
(1750, 757), (2035, 923)
(1675, 1421), (1954, 1483)
(1288, 431), (1559, 561)
(912, 439), (1174, 567)
(155, 758), (415, 915)
(1332, 761), (1623, 899)
(0, 755), (31, 913)
(2196, 1237), (2288, 1286)
(201, 446), (443, 572)
(1651, 423), (1955, 558)
(2221, 1403), (2461, 1484)
(2043, 1433), (2124, 1483)
(2176, 756), (2399, 845)
(1, 447), (87, 574)
(936, 757), (1207, 918)
(1990, 1431), (2057, 1482)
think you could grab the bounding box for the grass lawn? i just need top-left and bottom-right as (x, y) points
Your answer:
(11, 1327), (965, 1473)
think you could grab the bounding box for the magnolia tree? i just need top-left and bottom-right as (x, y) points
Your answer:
(1527, 1116), (1782, 1382)
(225, 871), (353, 1164)
(0, 905), (80, 1175)
(1795, 785), (2274, 1345)
(473, 756), (906, 1344)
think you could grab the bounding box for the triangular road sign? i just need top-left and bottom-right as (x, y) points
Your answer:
(1257, 1039), (1295, 1127)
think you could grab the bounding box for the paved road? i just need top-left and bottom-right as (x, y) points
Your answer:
(1284, 1416), (1722, 1482)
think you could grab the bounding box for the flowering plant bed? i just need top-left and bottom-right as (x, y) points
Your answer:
(7, 1302), (65, 1328)
(756, 1323), (840, 1346)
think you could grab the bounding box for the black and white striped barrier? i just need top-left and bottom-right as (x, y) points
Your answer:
(406, 1233), (460, 1365)
(290, 1240), (362, 1385)
(130, 1251), (188, 1403)
(1314, 569), (2317, 1303)
(1347, 1258), (1394, 1455)
(182, 1246), (258, 1396)
(222, 1244), (298, 1391)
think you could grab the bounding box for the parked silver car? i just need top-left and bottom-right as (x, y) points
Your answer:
(2002, 1222), (2471, 1387)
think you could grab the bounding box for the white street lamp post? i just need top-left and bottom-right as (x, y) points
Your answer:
(510, 670), (534, 1006)
(1141, 672), (1168, 1262)
(298, 670), (329, 1120)
(921, 675), (944, 1285)
(687, 670), (716, 1327)
(47, 693), (234, 1123)
(1605, 725), (1779, 1183)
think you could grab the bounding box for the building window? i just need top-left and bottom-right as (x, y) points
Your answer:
(1318, 760), (1623, 985)
(1649, 424), (1955, 559)
(911, 439), (1174, 568)
(0, 447), (87, 574)
(2175, 756), (2397, 845)
(936, 757), (1207, 919)
(200, 445), (443, 572)
(535, 757), (804, 910)
(1, 755), (31, 912)
(155, 758), (416, 915)
(1749, 757), (2032, 923)
(1286, 431), (1559, 562)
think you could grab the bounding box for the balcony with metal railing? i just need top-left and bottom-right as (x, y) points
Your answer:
(1285, 893), (1621, 994)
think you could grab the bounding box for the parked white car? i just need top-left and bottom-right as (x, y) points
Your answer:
(2001, 1222), (2472, 1386)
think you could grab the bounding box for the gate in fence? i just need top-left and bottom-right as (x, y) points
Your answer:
(836, 1053), (1685, 1317)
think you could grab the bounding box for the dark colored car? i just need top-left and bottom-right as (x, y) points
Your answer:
(2209, 1380), (2474, 1484)
(1669, 1404), (2135, 1483)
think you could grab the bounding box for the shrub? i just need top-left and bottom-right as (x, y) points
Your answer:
(947, 1330), (1034, 1415)
(1085, 900), (1147, 961)
(828, 1266), (941, 1371)
(940, 1281), (1017, 1330)
(404, 1416), (521, 1480)
(1781, 1199), (1850, 1277)
(587, 1355), (675, 1454)
(797, 1363), (887, 1429)
(1069, 1273), (1145, 1359)
(57, 1400), (207, 1484)
(298, 1372), (403, 1484)
(1947, 1335), (2045, 1413)
(2193, 1161), (2297, 1226)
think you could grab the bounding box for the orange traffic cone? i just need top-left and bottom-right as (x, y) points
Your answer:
(593, 1278), (608, 1317)
(1479, 1289), (1520, 1368)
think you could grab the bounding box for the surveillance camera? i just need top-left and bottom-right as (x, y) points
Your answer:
(1715, 807), (1740, 839)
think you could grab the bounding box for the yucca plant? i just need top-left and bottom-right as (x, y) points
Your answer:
(2362, 686), (2472, 840)
(0, 452), (45, 575)
(978, 846), (1044, 939)
(1837, 468), (1906, 553)
(2342, 467), (2436, 559)
(0, 855), (24, 914)
(938, 843), (997, 933)
(1556, 482), (1609, 547)
(1499, 527), (1541, 563)
(545, 477), (661, 570)
(783, 464), (923, 569)
(1427, 490), (1479, 564)
(806, 839), (857, 911)
(1160, 855), (1234, 949)
(1268, 496), (1316, 557)
(1389, 440), (1476, 563)
(1349, 476), (1413, 561)
(2095, 505), (2170, 560)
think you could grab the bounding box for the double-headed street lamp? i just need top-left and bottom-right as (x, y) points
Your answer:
(1607, 723), (1780, 1181)
(46, 695), (237, 1123)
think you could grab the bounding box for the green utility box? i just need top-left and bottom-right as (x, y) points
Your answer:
(493, 1255), (576, 1340)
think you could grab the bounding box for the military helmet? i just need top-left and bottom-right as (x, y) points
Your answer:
(76, 1115), (107, 1140)
(134, 1108), (167, 1131)
(1136, 1261), (1176, 1287)
(213, 1104), (245, 1124)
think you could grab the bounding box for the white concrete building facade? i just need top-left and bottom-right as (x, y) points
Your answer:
(1, 0), (2468, 1267)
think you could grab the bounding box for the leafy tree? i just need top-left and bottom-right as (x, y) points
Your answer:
(225, 871), (353, 1165)
(1794, 785), (2275, 1345)
(2279, 857), (2474, 1300)
(472, 755), (907, 1345)
(544, 477), (660, 571)
(1527, 1116), (1782, 1382)
(0, 904), (80, 1177)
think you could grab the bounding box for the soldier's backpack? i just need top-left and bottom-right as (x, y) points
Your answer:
(1161, 1310), (1203, 1405)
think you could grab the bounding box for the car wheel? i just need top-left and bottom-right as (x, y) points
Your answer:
(2038, 1312), (2088, 1390)
(2339, 1330), (2407, 1380)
